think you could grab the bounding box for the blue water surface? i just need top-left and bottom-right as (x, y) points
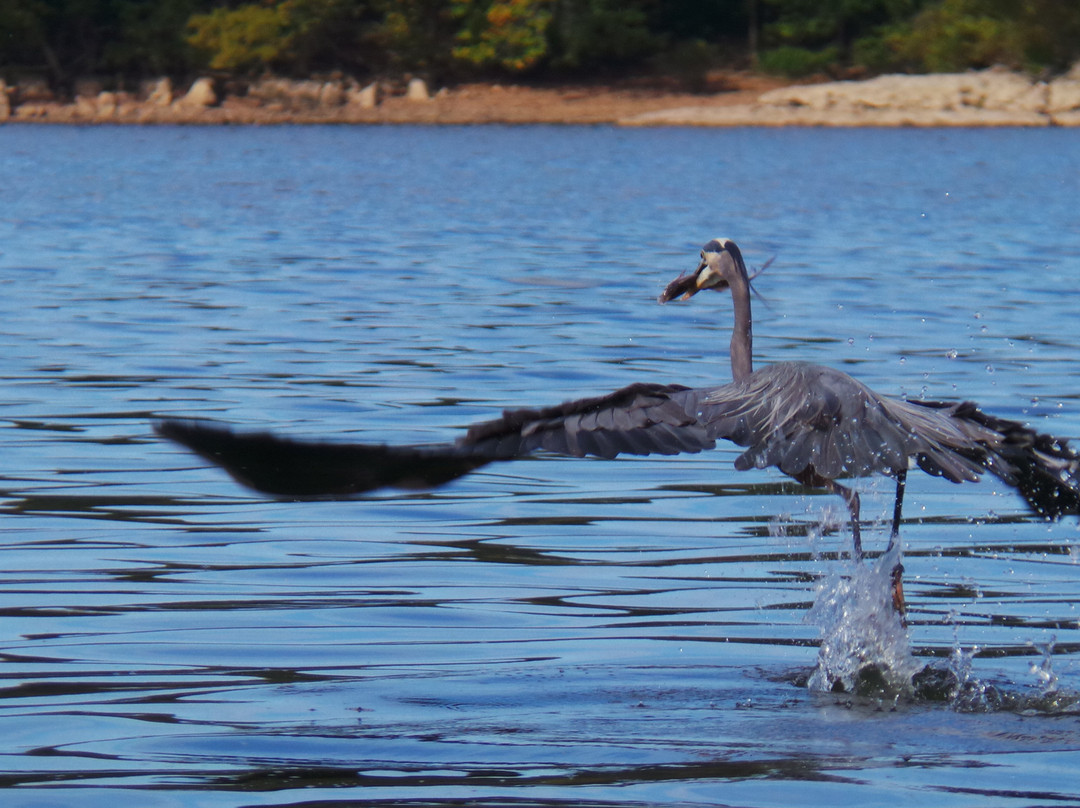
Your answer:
(0, 124), (1078, 807)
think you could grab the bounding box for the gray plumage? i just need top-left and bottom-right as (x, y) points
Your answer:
(156, 239), (1080, 533)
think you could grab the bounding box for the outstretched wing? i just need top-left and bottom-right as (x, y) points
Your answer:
(156, 364), (1080, 515)
(155, 382), (715, 498)
(460, 382), (713, 458)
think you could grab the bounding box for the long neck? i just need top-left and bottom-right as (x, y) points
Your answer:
(728, 257), (753, 383)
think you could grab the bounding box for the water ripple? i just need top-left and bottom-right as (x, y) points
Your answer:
(0, 125), (1078, 807)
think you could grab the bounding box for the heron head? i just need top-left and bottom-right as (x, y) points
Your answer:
(658, 238), (744, 303)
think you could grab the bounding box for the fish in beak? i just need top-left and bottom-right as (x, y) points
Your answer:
(658, 254), (730, 303)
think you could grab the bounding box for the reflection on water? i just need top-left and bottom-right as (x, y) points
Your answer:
(0, 125), (1079, 806)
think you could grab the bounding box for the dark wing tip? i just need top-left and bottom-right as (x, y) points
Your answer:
(154, 418), (492, 499)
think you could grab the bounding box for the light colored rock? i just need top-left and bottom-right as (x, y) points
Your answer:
(14, 103), (49, 119)
(74, 95), (97, 117)
(177, 77), (216, 108)
(16, 77), (53, 103)
(248, 77), (289, 104)
(247, 77), (282, 102)
(248, 77), (327, 109)
(348, 82), (379, 108)
(622, 67), (1080, 128)
(1047, 77), (1080, 113)
(944, 68), (1042, 110)
(319, 81), (345, 107)
(96, 91), (117, 117)
(287, 79), (323, 107)
(759, 69), (1048, 113)
(144, 77), (173, 106)
(621, 101), (1050, 128)
(406, 78), (429, 102)
(1051, 109), (1080, 126)
(113, 94), (137, 117)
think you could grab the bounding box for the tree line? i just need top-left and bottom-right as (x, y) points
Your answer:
(3, 0), (1078, 92)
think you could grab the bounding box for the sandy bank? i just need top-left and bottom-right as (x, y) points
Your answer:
(0, 74), (779, 126)
(3, 68), (1079, 127)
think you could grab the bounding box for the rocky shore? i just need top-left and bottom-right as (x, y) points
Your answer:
(622, 65), (1080, 127)
(3, 67), (1079, 127)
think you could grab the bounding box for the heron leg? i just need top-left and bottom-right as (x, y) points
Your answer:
(794, 469), (862, 560)
(825, 479), (862, 561)
(887, 468), (908, 616)
(888, 466), (906, 549)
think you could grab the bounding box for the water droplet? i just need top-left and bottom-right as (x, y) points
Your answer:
(847, 337), (855, 345)
(946, 349), (958, 359)
(805, 543), (919, 694)
(985, 364), (995, 374)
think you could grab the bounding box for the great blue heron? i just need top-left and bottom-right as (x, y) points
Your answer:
(156, 238), (1080, 610)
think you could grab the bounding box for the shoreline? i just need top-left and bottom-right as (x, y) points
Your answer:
(3, 68), (1079, 127)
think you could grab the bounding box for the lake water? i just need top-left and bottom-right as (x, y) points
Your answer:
(1, 124), (1079, 807)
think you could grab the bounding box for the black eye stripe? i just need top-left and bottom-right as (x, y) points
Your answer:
(702, 238), (726, 253)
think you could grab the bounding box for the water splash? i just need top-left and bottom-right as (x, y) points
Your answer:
(805, 540), (921, 695)
(940, 639), (1080, 714)
(1029, 639), (1059, 692)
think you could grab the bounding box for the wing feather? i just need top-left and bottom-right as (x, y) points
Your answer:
(156, 360), (1080, 517)
(461, 381), (713, 459)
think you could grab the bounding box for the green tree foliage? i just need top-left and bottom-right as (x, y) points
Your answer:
(546, 0), (657, 71)
(186, 0), (369, 74)
(0, 0), (55, 78)
(375, 0), (459, 75)
(889, 0), (1019, 71)
(452, 0), (553, 71)
(2, 0), (1080, 88)
(0, 0), (107, 84)
(758, 0), (918, 75)
(759, 45), (841, 76)
(106, 0), (206, 77)
(862, 0), (1080, 73)
(0, 0), (218, 85)
(187, 2), (294, 72)
(1012, 0), (1080, 70)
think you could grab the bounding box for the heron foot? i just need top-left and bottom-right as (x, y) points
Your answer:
(891, 561), (906, 622)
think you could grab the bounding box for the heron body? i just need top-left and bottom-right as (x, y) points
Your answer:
(156, 239), (1080, 605)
